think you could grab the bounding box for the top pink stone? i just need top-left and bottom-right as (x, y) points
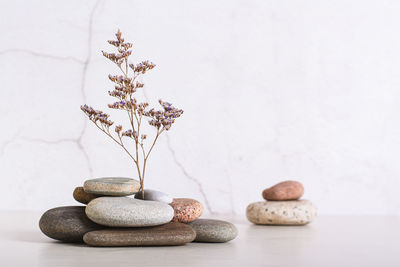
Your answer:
(262, 180), (304, 201)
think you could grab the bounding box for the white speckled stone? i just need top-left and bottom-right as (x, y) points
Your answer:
(85, 197), (174, 227)
(246, 200), (317, 225)
(134, 189), (173, 203)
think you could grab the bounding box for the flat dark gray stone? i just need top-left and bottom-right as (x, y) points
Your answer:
(39, 206), (104, 242)
(187, 219), (238, 243)
(83, 222), (196, 246)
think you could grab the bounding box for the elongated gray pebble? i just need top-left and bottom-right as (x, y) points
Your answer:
(83, 222), (195, 247)
(188, 219), (238, 243)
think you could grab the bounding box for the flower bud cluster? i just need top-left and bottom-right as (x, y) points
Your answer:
(129, 60), (156, 74)
(102, 29), (134, 66)
(145, 100), (183, 130)
(80, 105), (114, 127)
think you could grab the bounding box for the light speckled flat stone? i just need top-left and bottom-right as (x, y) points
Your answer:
(246, 200), (317, 225)
(188, 219), (238, 243)
(85, 197), (174, 227)
(134, 189), (173, 203)
(83, 177), (140, 196)
(39, 206), (104, 242)
(83, 222), (196, 247)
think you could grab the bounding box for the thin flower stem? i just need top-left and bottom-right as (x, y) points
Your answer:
(118, 65), (126, 76)
(145, 128), (163, 161)
(140, 143), (146, 159)
(93, 121), (137, 164)
(122, 55), (144, 191)
(125, 57), (129, 76)
(141, 128), (163, 190)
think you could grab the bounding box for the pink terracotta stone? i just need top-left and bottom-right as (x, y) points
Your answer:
(262, 180), (304, 201)
(169, 198), (203, 223)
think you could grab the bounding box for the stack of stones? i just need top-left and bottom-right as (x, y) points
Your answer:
(39, 177), (237, 246)
(246, 180), (317, 225)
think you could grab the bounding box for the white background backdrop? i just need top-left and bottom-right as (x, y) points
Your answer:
(1, 0), (400, 215)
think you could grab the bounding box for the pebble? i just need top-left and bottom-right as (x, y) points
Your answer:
(85, 197), (174, 227)
(134, 189), (173, 203)
(39, 206), (104, 242)
(73, 187), (102, 204)
(170, 198), (203, 223)
(188, 219), (238, 243)
(83, 177), (140, 196)
(246, 200), (317, 225)
(262, 180), (304, 201)
(83, 222), (196, 247)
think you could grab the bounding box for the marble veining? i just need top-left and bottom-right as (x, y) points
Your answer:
(1, 0), (400, 215)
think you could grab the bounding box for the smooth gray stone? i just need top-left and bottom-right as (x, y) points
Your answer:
(83, 222), (196, 247)
(83, 177), (140, 196)
(188, 219), (238, 243)
(85, 197), (174, 227)
(246, 200), (317, 225)
(134, 189), (173, 203)
(39, 206), (104, 242)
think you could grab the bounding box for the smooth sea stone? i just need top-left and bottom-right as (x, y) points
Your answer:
(73, 187), (102, 204)
(86, 197), (174, 227)
(170, 198), (203, 223)
(83, 222), (196, 247)
(262, 180), (304, 201)
(188, 219), (238, 243)
(246, 200), (317, 225)
(83, 177), (140, 196)
(134, 189), (173, 203)
(39, 206), (104, 242)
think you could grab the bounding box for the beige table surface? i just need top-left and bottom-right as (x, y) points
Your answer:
(0, 211), (399, 267)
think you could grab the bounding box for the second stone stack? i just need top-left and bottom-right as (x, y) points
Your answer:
(246, 180), (317, 226)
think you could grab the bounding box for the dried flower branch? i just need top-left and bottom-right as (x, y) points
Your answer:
(81, 29), (183, 199)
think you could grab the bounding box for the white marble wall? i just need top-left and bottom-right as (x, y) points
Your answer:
(1, 0), (400, 215)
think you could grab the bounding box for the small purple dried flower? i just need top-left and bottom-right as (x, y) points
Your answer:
(81, 30), (183, 199)
(81, 105), (114, 127)
(115, 125), (122, 133)
(144, 100), (183, 130)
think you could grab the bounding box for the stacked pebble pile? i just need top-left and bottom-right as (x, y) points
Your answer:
(39, 177), (238, 246)
(246, 180), (317, 225)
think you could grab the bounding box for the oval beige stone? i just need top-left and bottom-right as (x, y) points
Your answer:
(83, 177), (140, 196)
(262, 180), (304, 201)
(246, 200), (317, 225)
